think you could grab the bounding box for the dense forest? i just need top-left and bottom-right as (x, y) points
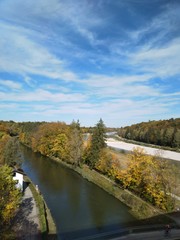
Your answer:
(0, 119), (179, 223)
(118, 118), (180, 149)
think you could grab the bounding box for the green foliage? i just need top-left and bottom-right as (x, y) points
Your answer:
(68, 120), (83, 166)
(86, 119), (107, 168)
(0, 134), (11, 165)
(118, 118), (180, 149)
(0, 165), (21, 228)
(3, 137), (22, 166)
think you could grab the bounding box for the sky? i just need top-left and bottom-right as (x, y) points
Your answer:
(0, 0), (180, 127)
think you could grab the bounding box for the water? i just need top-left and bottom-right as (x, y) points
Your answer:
(21, 146), (136, 240)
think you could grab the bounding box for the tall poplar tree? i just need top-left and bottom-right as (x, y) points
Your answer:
(68, 120), (83, 166)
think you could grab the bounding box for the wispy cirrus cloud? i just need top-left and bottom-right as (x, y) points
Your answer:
(0, 21), (78, 82)
(0, 89), (86, 103)
(130, 38), (180, 78)
(0, 79), (22, 90)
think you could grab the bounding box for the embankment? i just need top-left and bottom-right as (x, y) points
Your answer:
(24, 176), (57, 239)
(50, 157), (167, 221)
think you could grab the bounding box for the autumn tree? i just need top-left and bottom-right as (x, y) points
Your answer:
(0, 165), (21, 232)
(120, 147), (151, 193)
(52, 133), (69, 160)
(95, 149), (122, 180)
(120, 147), (176, 210)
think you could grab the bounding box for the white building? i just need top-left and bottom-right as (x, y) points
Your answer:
(13, 170), (24, 191)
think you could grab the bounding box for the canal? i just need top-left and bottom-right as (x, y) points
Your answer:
(21, 146), (136, 240)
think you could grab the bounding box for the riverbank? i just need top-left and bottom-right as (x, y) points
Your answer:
(26, 176), (57, 239)
(13, 176), (57, 239)
(50, 156), (178, 226)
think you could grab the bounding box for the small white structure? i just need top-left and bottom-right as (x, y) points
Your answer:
(13, 170), (24, 191)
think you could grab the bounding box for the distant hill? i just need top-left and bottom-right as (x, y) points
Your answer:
(118, 118), (180, 149)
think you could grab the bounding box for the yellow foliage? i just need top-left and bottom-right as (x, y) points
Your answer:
(0, 165), (21, 226)
(119, 147), (176, 210)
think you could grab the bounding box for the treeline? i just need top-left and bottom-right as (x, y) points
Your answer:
(118, 118), (180, 149)
(19, 121), (85, 166)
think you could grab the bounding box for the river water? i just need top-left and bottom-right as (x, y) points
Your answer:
(21, 146), (136, 240)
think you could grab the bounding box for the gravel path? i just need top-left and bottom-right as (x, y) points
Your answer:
(13, 185), (41, 240)
(107, 138), (180, 161)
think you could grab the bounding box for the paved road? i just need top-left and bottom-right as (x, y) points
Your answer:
(13, 185), (41, 240)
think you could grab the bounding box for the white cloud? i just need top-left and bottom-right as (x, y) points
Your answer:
(0, 103), (19, 109)
(0, 89), (86, 103)
(130, 38), (180, 78)
(0, 79), (22, 90)
(82, 73), (160, 98)
(0, 0), (105, 47)
(0, 22), (78, 82)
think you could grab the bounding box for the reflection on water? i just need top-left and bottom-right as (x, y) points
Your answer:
(21, 146), (136, 240)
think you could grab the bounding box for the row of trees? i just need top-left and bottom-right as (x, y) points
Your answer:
(17, 119), (107, 168)
(95, 147), (177, 211)
(118, 118), (180, 149)
(18, 121), (83, 166)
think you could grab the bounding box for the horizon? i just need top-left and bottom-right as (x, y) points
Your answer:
(1, 116), (179, 128)
(0, 0), (180, 127)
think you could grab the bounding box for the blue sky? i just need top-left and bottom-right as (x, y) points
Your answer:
(0, 0), (179, 127)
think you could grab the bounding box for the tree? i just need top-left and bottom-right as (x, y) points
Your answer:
(0, 165), (21, 231)
(52, 133), (69, 160)
(3, 137), (22, 166)
(0, 134), (11, 165)
(95, 149), (122, 180)
(68, 120), (83, 166)
(120, 148), (176, 210)
(87, 119), (107, 168)
(120, 147), (151, 192)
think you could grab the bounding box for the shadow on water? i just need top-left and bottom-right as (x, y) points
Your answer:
(58, 210), (180, 240)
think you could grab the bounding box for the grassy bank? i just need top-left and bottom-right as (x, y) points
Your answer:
(75, 165), (162, 219)
(50, 156), (173, 223)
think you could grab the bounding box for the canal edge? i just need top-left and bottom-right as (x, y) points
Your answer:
(49, 156), (179, 226)
(24, 175), (57, 239)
